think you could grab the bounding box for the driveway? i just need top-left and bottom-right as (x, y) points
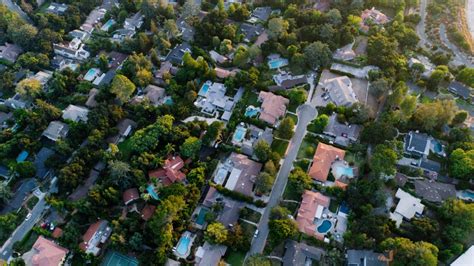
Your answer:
(0, 0), (32, 23)
(0, 189), (46, 261)
(1, 179), (37, 215)
(248, 104), (316, 255)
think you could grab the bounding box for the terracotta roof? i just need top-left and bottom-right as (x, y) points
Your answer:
(309, 143), (345, 182)
(258, 91), (289, 125)
(30, 236), (68, 266)
(51, 227), (63, 239)
(123, 188), (139, 205)
(148, 156), (186, 185)
(141, 204), (156, 221)
(296, 190), (330, 239)
(79, 221), (102, 251)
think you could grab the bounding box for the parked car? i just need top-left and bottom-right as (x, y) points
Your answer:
(25, 213), (32, 221)
(253, 229), (259, 238)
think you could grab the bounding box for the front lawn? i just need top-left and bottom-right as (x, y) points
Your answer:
(283, 181), (302, 201)
(118, 138), (133, 160)
(271, 139), (289, 156)
(294, 159), (310, 172)
(296, 135), (318, 160)
(225, 250), (246, 266)
(239, 207), (262, 224)
(26, 196), (39, 210)
(285, 113), (298, 124)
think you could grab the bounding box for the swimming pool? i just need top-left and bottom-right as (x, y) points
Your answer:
(195, 207), (209, 226)
(332, 163), (354, 179)
(16, 151), (29, 163)
(317, 220), (332, 234)
(460, 190), (474, 201)
(338, 202), (350, 215)
(268, 58), (288, 69)
(244, 106), (260, 118)
(101, 19), (116, 31)
(176, 233), (191, 257)
(433, 141), (443, 153)
(84, 68), (99, 81)
(232, 126), (247, 143)
(147, 184), (159, 200)
(164, 97), (173, 105)
(199, 82), (211, 96)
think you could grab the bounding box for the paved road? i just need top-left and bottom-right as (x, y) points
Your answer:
(439, 24), (473, 67)
(416, 0), (430, 48)
(0, 189), (46, 261)
(248, 103), (317, 255)
(0, 0), (32, 23)
(467, 0), (474, 40)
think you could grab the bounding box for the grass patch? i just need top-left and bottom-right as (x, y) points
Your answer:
(240, 207), (262, 224)
(285, 113), (298, 124)
(271, 139), (289, 156)
(225, 250), (246, 266)
(26, 196), (39, 209)
(118, 138), (133, 160)
(12, 230), (38, 254)
(247, 91), (260, 106)
(294, 159), (310, 172)
(283, 181), (302, 201)
(345, 151), (365, 168)
(296, 135), (318, 160)
(329, 200), (338, 213)
(280, 201), (299, 215)
(241, 222), (257, 239)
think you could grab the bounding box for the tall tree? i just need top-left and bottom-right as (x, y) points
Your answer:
(110, 74), (136, 103)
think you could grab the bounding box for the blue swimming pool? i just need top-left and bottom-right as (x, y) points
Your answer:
(101, 19), (115, 31)
(333, 165), (354, 178)
(433, 141), (443, 153)
(268, 58), (288, 69)
(84, 68), (98, 81)
(460, 190), (474, 201)
(176, 235), (191, 257)
(199, 83), (211, 96)
(338, 202), (350, 215)
(317, 220), (332, 234)
(195, 207), (209, 226)
(164, 97), (173, 105)
(244, 106), (260, 117)
(233, 126), (247, 143)
(147, 184), (159, 200)
(16, 151), (29, 163)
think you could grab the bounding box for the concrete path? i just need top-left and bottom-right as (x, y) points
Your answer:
(248, 103), (316, 255)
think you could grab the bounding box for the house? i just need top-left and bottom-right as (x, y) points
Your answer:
(45, 2), (68, 15)
(258, 91), (289, 125)
(106, 51), (128, 70)
(79, 220), (112, 256)
(282, 240), (325, 266)
(194, 81), (235, 118)
(309, 143), (345, 182)
(0, 165), (9, 179)
(42, 121), (69, 142)
(68, 30), (90, 42)
(195, 242), (227, 266)
(100, 19), (116, 31)
(214, 67), (238, 79)
(124, 12), (144, 31)
(209, 50), (228, 64)
(404, 131), (430, 158)
(202, 187), (243, 227)
(241, 126), (273, 156)
(419, 158), (441, 178)
(131, 85), (166, 106)
(68, 169), (100, 201)
(106, 118), (137, 144)
(22, 236), (68, 266)
(123, 188), (140, 205)
(296, 190), (331, 239)
(177, 17), (195, 42)
(451, 245), (474, 266)
(34, 147), (55, 180)
(141, 204), (156, 221)
(93, 70), (116, 86)
(155, 61), (173, 80)
(80, 8), (107, 33)
(360, 7), (389, 32)
(213, 152), (262, 197)
(390, 188), (424, 227)
(51, 56), (78, 71)
(0, 112), (12, 128)
(166, 42), (192, 65)
(250, 6), (272, 22)
(271, 71), (307, 90)
(414, 179), (456, 203)
(346, 249), (392, 266)
(448, 81), (472, 101)
(323, 114), (362, 147)
(32, 71), (53, 87)
(4, 93), (30, 109)
(333, 43), (356, 61)
(53, 38), (90, 60)
(322, 76), (358, 107)
(394, 172), (408, 187)
(112, 28), (136, 42)
(240, 23), (265, 43)
(149, 156), (186, 186)
(0, 43), (23, 63)
(62, 105), (89, 122)
(85, 88), (99, 108)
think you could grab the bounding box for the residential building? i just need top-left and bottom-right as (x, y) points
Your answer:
(42, 121), (69, 142)
(360, 7), (389, 32)
(194, 81), (236, 118)
(296, 190), (330, 239)
(51, 56), (78, 71)
(149, 156), (186, 186)
(177, 17), (195, 42)
(282, 240), (325, 266)
(45, 2), (68, 15)
(258, 91), (289, 125)
(155, 61), (173, 80)
(0, 165), (9, 180)
(414, 179), (456, 203)
(451, 245), (474, 266)
(131, 85), (166, 106)
(240, 23), (265, 43)
(62, 105), (89, 123)
(166, 42), (192, 65)
(333, 43), (356, 61)
(80, 8), (107, 33)
(112, 28), (136, 42)
(79, 220), (112, 256)
(124, 12), (144, 31)
(0, 112), (12, 129)
(106, 118), (137, 144)
(68, 29), (90, 41)
(93, 70), (116, 86)
(390, 188), (424, 227)
(271, 71), (307, 90)
(32, 71), (53, 87)
(209, 50), (228, 64)
(4, 93), (30, 109)
(141, 204), (156, 221)
(123, 188), (140, 205)
(241, 126), (273, 156)
(0, 43), (23, 63)
(448, 81), (472, 101)
(106, 51), (128, 70)
(323, 114), (362, 147)
(213, 152), (262, 197)
(22, 236), (68, 266)
(346, 249), (392, 266)
(309, 143), (346, 182)
(85, 88), (99, 108)
(195, 242), (227, 266)
(214, 67), (238, 79)
(202, 187), (243, 227)
(34, 147), (55, 180)
(250, 6), (272, 22)
(322, 76), (358, 107)
(404, 131), (430, 158)
(53, 38), (90, 60)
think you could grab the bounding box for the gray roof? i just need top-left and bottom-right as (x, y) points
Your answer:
(195, 242), (227, 266)
(251, 6), (272, 21)
(405, 131), (429, 156)
(0, 112), (12, 124)
(240, 23), (264, 42)
(0, 165), (9, 178)
(0, 43), (23, 63)
(282, 240), (325, 266)
(202, 187), (242, 227)
(414, 179), (456, 203)
(323, 114), (361, 144)
(166, 43), (192, 65)
(419, 158), (441, 173)
(98, 70), (116, 86)
(346, 250), (387, 266)
(35, 147), (55, 179)
(45, 2), (68, 15)
(448, 81), (472, 100)
(42, 121), (69, 141)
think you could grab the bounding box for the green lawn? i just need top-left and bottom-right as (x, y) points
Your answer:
(296, 135), (318, 160)
(283, 181), (302, 201)
(329, 200), (339, 213)
(279, 201), (299, 215)
(247, 91), (260, 106)
(240, 207), (262, 224)
(271, 139), (289, 156)
(118, 138), (133, 159)
(225, 250), (246, 266)
(285, 113), (298, 124)
(345, 151), (365, 168)
(294, 159), (310, 172)
(26, 196), (39, 210)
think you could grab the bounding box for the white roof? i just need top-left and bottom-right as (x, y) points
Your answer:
(315, 205), (324, 219)
(392, 188), (424, 222)
(62, 105), (89, 122)
(451, 245), (474, 266)
(224, 168), (242, 191)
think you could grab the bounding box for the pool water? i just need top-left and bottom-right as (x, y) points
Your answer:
(147, 184), (159, 200)
(244, 106), (260, 117)
(195, 207), (209, 225)
(317, 220), (332, 234)
(101, 19), (116, 31)
(433, 142), (443, 153)
(338, 202), (350, 215)
(84, 68), (98, 81)
(232, 126), (247, 143)
(16, 151), (29, 163)
(461, 190), (474, 200)
(176, 235), (191, 256)
(268, 58), (288, 69)
(333, 165), (354, 178)
(164, 97), (173, 105)
(199, 83), (210, 96)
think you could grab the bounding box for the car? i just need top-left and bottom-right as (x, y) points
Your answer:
(25, 213), (32, 221)
(253, 229), (259, 238)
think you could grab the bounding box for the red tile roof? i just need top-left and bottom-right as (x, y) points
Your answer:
(148, 156), (186, 185)
(309, 143), (346, 182)
(31, 236), (68, 266)
(51, 227), (63, 239)
(79, 221), (102, 252)
(123, 188), (139, 205)
(296, 190), (330, 239)
(141, 204), (156, 221)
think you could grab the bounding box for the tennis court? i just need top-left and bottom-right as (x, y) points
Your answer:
(102, 251), (139, 266)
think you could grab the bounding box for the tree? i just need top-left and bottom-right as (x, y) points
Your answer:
(255, 172), (274, 195)
(413, 100), (457, 131)
(0, 183), (12, 204)
(205, 222), (228, 244)
(288, 89), (307, 106)
(182, 0), (200, 18)
(268, 218), (298, 245)
(452, 111), (468, 125)
(0, 213), (18, 241)
(233, 46), (249, 67)
(110, 74), (136, 103)
(288, 167), (312, 194)
(16, 78), (42, 98)
(180, 136), (202, 158)
(380, 237), (438, 266)
(267, 17), (289, 40)
(135, 69), (152, 87)
(164, 19), (179, 39)
(427, 65), (450, 91)
(449, 148), (474, 180)
(14, 162), (36, 179)
(203, 121), (224, 145)
(108, 160), (132, 189)
(310, 114), (329, 133)
(371, 144), (399, 176)
(303, 41), (332, 69)
(456, 67), (474, 87)
(369, 78), (389, 99)
(276, 117), (295, 139)
(254, 140), (271, 162)
(129, 232), (143, 251)
(8, 24), (37, 49)
(245, 254), (271, 266)
(270, 206), (290, 220)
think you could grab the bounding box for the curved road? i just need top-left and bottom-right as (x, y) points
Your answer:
(0, 0), (32, 23)
(439, 24), (473, 67)
(248, 103), (317, 255)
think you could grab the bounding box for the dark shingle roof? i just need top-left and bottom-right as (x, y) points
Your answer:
(35, 148), (55, 179)
(448, 81), (472, 100)
(283, 240), (325, 266)
(414, 179), (456, 203)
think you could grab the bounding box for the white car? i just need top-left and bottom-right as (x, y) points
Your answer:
(25, 213), (32, 221)
(253, 229), (259, 238)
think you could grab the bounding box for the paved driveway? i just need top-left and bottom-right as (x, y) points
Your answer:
(248, 104), (316, 255)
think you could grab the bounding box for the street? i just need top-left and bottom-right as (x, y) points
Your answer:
(439, 24), (473, 67)
(0, 0), (33, 23)
(416, 0), (430, 49)
(0, 189), (46, 261)
(248, 103), (317, 255)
